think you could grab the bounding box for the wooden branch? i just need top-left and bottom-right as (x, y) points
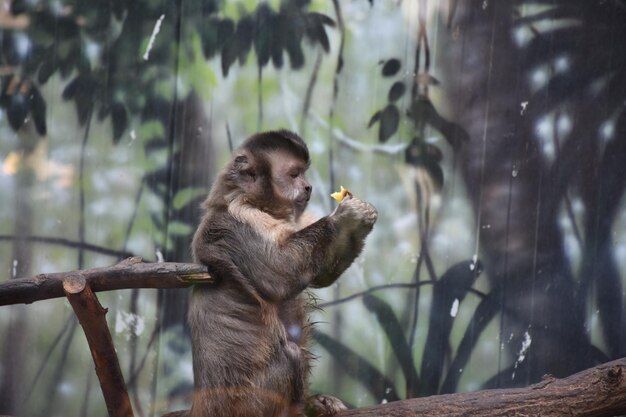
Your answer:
(337, 358), (626, 416)
(64, 275), (134, 417)
(0, 257), (213, 306)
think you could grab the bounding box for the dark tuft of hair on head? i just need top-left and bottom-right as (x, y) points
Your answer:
(242, 129), (310, 164)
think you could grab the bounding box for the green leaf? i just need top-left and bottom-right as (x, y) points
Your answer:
(202, 18), (235, 59)
(221, 16), (255, 76)
(421, 260), (483, 396)
(379, 104), (400, 142)
(254, 3), (274, 67)
(180, 31), (217, 99)
(168, 221), (194, 236)
(173, 187), (207, 211)
(312, 330), (400, 402)
(7, 92), (29, 131)
(363, 294), (419, 397)
(304, 12), (334, 52)
(440, 289), (499, 394)
(409, 98), (469, 149)
(38, 50), (58, 84)
(139, 120), (165, 142)
(368, 110), (381, 128)
(421, 159), (444, 188)
(29, 85), (47, 135)
(382, 58), (401, 77)
(388, 81), (406, 102)
(111, 102), (128, 144)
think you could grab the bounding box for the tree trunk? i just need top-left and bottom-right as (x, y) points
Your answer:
(439, 0), (593, 385)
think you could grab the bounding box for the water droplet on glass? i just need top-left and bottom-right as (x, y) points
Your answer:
(450, 298), (460, 318)
(520, 101), (528, 115)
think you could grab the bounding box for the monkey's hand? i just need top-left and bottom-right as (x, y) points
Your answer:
(310, 197), (377, 288)
(330, 196), (377, 231)
(305, 394), (348, 417)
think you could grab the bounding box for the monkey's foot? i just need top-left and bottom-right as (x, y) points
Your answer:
(305, 394), (347, 417)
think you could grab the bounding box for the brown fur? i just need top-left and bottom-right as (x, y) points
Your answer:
(188, 130), (377, 417)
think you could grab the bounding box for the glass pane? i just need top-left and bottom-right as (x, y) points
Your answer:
(1, 0), (624, 415)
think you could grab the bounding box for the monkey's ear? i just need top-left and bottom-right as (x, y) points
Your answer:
(233, 154), (256, 182)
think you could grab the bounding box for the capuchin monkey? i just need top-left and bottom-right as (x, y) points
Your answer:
(187, 130), (377, 417)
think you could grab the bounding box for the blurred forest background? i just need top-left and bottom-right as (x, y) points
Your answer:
(1, 0), (626, 415)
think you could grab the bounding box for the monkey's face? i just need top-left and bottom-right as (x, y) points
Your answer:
(269, 151), (312, 219)
(228, 150), (311, 220)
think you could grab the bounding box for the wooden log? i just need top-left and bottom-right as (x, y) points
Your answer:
(159, 359), (626, 416)
(337, 358), (626, 416)
(0, 257), (213, 306)
(64, 275), (134, 417)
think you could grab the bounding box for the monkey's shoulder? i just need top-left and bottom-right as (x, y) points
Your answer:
(196, 209), (255, 242)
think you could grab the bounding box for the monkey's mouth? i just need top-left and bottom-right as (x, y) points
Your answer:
(294, 197), (309, 211)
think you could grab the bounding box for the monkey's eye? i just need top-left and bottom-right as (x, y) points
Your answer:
(241, 169), (256, 181)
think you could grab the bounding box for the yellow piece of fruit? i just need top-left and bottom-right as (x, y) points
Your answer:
(330, 186), (352, 202)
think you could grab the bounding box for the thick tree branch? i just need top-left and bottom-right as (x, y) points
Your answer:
(337, 358), (626, 416)
(162, 358), (626, 417)
(64, 274), (134, 417)
(0, 257), (213, 306)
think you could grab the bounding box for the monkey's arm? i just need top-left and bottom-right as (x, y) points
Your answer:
(308, 234), (366, 289)
(235, 217), (340, 301)
(237, 198), (376, 299)
(193, 199), (376, 302)
(309, 198), (376, 288)
(193, 213), (334, 302)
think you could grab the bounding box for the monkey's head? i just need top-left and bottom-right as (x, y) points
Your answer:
(222, 130), (312, 220)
